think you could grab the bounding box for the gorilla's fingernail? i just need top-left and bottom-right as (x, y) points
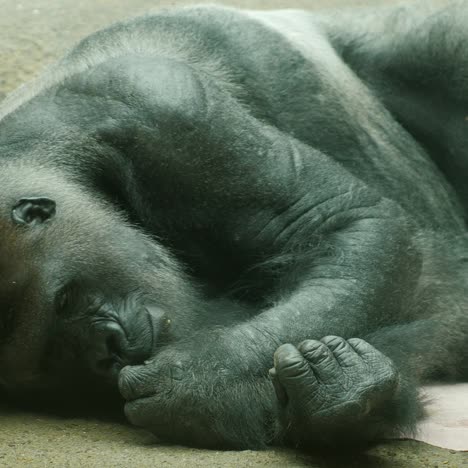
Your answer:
(274, 344), (298, 368)
(269, 368), (289, 407)
(170, 365), (184, 381)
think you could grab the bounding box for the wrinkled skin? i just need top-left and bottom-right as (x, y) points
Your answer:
(0, 2), (467, 450)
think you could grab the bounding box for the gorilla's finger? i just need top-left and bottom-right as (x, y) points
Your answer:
(273, 343), (319, 402)
(347, 338), (387, 363)
(269, 368), (289, 407)
(124, 397), (158, 428)
(119, 364), (159, 401)
(320, 335), (360, 367)
(119, 361), (185, 401)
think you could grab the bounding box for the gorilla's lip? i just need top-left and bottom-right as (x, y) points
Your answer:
(106, 306), (167, 372)
(47, 290), (169, 385)
(97, 307), (165, 386)
(53, 283), (70, 315)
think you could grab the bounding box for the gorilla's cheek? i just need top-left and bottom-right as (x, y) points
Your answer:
(0, 281), (53, 388)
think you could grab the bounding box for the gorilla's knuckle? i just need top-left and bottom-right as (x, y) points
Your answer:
(297, 339), (322, 353)
(278, 355), (304, 372)
(378, 361), (399, 388)
(119, 365), (160, 401)
(321, 335), (347, 350)
(274, 343), (298, 361)
(347, 338), (364, 347)
(276, 355), (310, 379)
(347, 338), (372, 353)
(118, 368), (141, 401)
(299, 341), (330, 362)
(169, 363), (185, 381)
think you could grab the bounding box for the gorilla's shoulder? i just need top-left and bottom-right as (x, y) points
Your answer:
(0, 5), (269, 120)
(0, 4), (326, 123)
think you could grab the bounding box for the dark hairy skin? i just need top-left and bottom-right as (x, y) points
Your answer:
(0, 1), (467, 450)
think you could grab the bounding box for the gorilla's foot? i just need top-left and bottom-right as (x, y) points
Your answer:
(271, 336), (400, 447)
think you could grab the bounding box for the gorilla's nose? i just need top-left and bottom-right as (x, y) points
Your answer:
(88, 321), (127, 381)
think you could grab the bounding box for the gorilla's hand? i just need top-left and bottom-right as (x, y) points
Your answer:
(270, 337), (400, 448)
(118, 336), (279, 448)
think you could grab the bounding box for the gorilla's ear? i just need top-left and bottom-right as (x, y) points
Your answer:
(12, 197), (56, 226)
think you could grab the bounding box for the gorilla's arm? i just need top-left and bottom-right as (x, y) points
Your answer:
(117, 81), (426, 448)
(327, 1), (468, 209)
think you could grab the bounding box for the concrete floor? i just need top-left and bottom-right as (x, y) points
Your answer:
(0, 0), (466, 466)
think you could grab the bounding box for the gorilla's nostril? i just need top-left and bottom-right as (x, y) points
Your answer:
(106, 333), (121, 358)
(89, 321), (127, 380)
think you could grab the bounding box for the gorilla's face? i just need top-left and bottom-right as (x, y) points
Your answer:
(0, 164), (193, 401)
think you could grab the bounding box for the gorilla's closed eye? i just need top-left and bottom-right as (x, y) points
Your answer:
(11, 197), (56, 226)
(54, 281), (79, 316)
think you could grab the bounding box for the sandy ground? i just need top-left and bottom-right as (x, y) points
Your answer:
(0, 0), (467, 466)
(0, 409), (466, 468)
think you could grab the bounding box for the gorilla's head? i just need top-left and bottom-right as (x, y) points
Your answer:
(0, 162), (197, 403)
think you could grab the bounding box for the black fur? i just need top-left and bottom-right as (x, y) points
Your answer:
(0, 1), (467, 450)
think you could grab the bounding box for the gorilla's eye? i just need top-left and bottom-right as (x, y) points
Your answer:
(58, 291), (69, 311)
(54, 281), (83, 316)
(11, 197), (56, 226)
(54, 285), (72, 316)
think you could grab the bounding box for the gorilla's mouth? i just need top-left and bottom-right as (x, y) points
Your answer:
(51, 286), (168, 386)
(86, 305), (166, 384)
(88, 318), (132, 380)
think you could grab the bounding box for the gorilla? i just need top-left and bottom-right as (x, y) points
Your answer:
(0, 0), (467, 451)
